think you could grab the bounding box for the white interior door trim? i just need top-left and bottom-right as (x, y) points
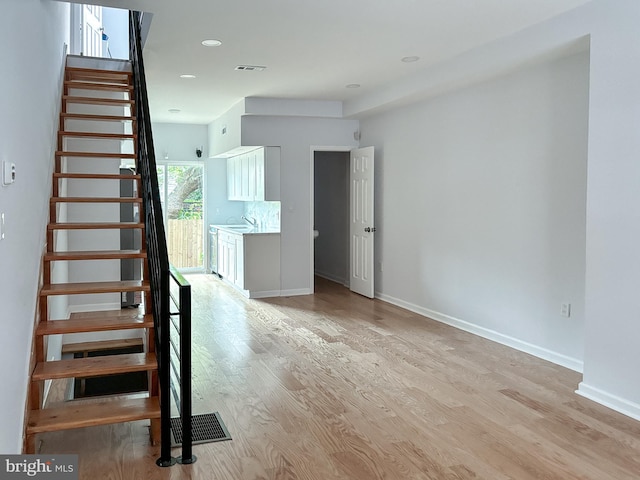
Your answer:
(310, 145), (354, 294)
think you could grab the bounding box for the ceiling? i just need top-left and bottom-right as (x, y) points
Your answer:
(92, 0), (592, 124)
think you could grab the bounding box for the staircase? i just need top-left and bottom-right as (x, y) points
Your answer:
(26, 59), (160, 453)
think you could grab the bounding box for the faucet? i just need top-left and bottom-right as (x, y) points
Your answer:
(241, 215), (257, 227)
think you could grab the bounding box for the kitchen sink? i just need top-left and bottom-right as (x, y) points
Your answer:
(220, 225), (255, 233)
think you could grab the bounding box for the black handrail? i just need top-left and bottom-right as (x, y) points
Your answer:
(169, 266), (195, 464)
(129, 11), (195, 467)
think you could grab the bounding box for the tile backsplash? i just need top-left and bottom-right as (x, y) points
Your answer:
(244, 201), (281, 230)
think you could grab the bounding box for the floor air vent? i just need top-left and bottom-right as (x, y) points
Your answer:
(170, 412), (232, 446)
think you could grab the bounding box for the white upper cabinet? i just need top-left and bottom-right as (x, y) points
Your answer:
(226, 147), (280, 201)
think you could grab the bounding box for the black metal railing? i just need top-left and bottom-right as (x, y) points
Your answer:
(168, 266), (194, 464)
(129, 11), (194, 467)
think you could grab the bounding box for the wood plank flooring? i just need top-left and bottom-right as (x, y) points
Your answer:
(38, 275), (640, 479)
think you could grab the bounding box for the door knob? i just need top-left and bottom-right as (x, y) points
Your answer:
(364, 227), (376, 233)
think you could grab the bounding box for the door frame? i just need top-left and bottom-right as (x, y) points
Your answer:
(70, 3), (83, 55)
(309, 145), (355, 294)
(156, 161), (207, 273)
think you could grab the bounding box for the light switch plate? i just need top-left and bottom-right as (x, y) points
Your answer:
(2, 161), (16, 185)
(0, 213), (5, 240)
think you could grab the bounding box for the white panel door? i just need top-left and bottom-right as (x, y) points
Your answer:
(350, 147), (375, 298)
(82, 4), (103, 57)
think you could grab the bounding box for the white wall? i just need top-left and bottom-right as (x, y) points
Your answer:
(207, 100), (245, 157)
(314, 151), (349, 284)
(361, 51), (590, 370)
(241, 116), (359, 294)
(153, 122), (207, 162)
(578, 0), (640, 419)
(0, 0), (69, 453)
(345, 0), (640, 421)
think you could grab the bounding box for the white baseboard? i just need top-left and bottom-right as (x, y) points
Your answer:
(68, 302), (121, 314)
(375, 292), (584, 373)
(576, 383), (640, 422)
(314, 271), (347, 286)
(279, 288), (312, 297)
(248, 290), (282, 299)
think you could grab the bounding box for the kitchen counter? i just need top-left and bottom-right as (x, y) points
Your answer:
(214, 224), (280, 235)
(214, 225), (281, 298)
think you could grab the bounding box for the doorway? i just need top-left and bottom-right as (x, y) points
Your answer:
(311, 146), (376, 297)
(313, 151), (350, 286)
(70, 4), (129, 59)
(156, 163), (205, 271)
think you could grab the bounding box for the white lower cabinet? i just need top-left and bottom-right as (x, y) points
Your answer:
(218, 231), (236, 284)
(217, 231), (280, 298)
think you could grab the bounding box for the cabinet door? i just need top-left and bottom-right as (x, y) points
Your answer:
(226, 157), (236, 200)
(247, 150), (257, 201)
(228, 240), (236, 284)
(240, 154), (250, 200)
(227, 156), (244, 201)
(233, 155), (242, 201)
(235, 235), (245, 288)
(254, 148), (265, 201)
(218, 236), (228, 278)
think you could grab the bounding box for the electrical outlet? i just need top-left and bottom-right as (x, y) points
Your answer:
(560, 303), (571, 318)
(0, 213), (5, 240)
(379, 261), (384, 272)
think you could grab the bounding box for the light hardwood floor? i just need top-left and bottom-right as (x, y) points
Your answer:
(38, 275), (640, 479)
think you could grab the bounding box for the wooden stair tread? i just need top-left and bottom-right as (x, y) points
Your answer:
(44, 250), (146, 261)
(27, 397), (159, 435)
(50, 197), (142, 203)
(62, 338), (143, 354)
(65, 80), (133, 92)
(32, 352), (156, 381)
(66, 66), (132, 76)
(37, 314), (153, 336)
(61, 113), (134, 122)
(48, 222), (144, 230)
(63, 95), (134, 106)
(54, 173), (140, 180)
(56, 151), (136, 159)
(41, 280), (150, 296)
(59, 131), (135, 140)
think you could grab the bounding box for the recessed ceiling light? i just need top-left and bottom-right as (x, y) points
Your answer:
(345, 84), (361, 89)
(401, 56), (420, 63)
(168, 109), (181, 113)
(201, 39), (222, 47)
(180, 74), (196, 79)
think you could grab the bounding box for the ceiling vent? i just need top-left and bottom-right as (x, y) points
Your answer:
(235, 65), (266, 71)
